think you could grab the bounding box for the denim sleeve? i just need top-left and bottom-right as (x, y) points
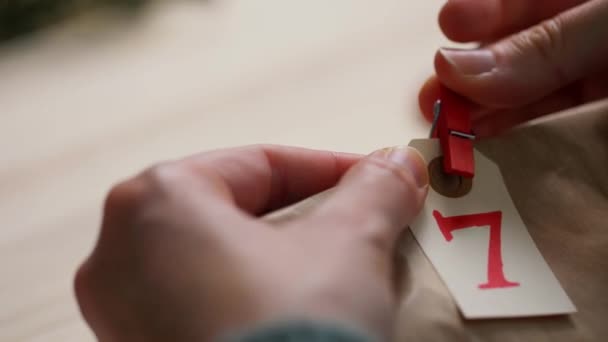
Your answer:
(219, 321), (376, 342)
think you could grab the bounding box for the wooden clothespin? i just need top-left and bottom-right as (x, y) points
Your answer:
(429, 87), (475, 178)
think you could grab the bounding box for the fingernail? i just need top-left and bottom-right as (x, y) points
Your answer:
(374, 146), (428, 188)
(440, 47), (496, 75)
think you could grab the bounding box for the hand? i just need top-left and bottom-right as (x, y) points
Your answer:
(74, 145), (428, 341)
(419, 0), (608, 137)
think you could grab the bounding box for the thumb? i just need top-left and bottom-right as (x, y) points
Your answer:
(312, 146), (429, 251)
(435, 0), (608, 109)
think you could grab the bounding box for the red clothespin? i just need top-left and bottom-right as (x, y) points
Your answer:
(430, 87), (475, 178)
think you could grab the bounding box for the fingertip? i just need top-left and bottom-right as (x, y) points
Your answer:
(433, 50), (472, 101)
(371, 147), (429, 190)
(418, 76), (442, 123)
(420, 68), (476, 120)
(434, 49), (510, 108)
(434, 49), (458, 86)
(439, 0), (499, 42)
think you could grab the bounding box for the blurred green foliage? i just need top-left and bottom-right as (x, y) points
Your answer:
(0, 0), (148, 41)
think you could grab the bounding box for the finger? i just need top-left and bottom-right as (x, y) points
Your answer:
(473, 75), (608, 137)
(419, 74), (608, 137)
(181, 145), (362, 215)
(418, 76), (482, 122)
(473, 87), (580, 137)
(310, 146), (429, 251)
(435, 0), (608, 109)
(439, 0), (587, 42)
(418, 76), (442, 123)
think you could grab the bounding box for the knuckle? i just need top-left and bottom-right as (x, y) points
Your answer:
(79, 163), (199, 324)
(74, 262), (91, 306)
(104, 178), (148, 217)
(74, 260), (108, 325)
(104, 162), (187, 219)
(101, 161), (193, 249)
(510, 17), (569, 82)
(140, 161), (188, 197)
(74, 257), (140, 336)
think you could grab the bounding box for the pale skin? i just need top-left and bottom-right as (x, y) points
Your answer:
(419, 0), (608, 136)
(76, 1), (608, 340)
(75, 145), (429, 341)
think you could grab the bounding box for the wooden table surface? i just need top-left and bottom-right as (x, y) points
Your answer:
(0, 1), (450, 340)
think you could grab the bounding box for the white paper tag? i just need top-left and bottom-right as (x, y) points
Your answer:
(408, 139), (576, 319)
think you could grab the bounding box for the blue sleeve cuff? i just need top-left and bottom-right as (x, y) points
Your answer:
(219, 320), (376, 342)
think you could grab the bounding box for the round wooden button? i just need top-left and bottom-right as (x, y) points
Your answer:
(428, 157), (472, 198)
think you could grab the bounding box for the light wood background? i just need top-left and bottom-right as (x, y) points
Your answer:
(0, 1), (451, 340)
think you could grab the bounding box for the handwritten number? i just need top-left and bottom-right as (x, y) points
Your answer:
(433, 210), (520, 289)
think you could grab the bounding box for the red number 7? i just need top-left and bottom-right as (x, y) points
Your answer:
(433, 210), (520, 289)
